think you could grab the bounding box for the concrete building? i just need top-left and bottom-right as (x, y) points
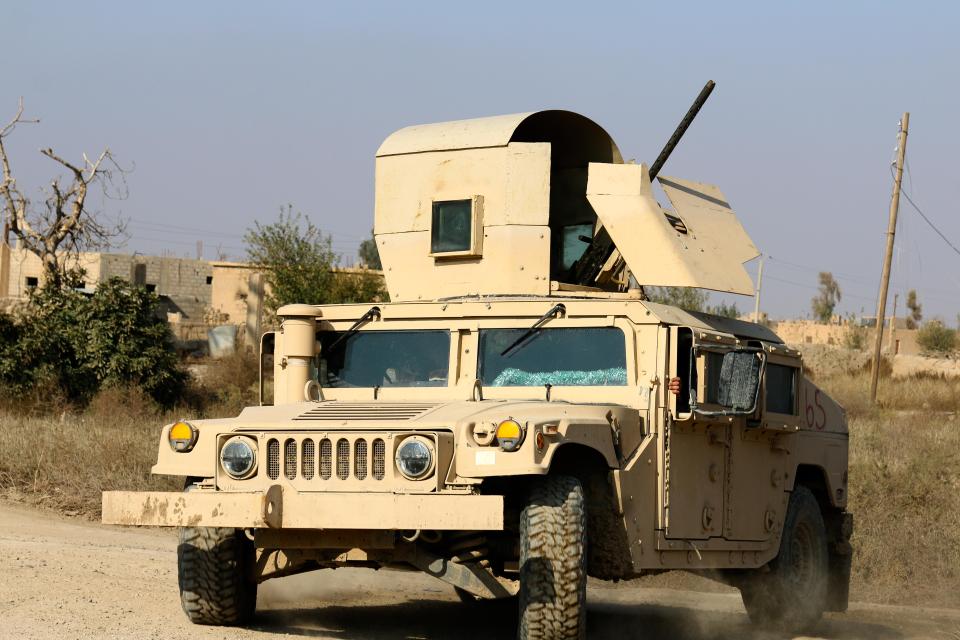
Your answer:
(1, 243), (215, 322)
(770, 318), (920, 356)
(1, 239), (384, 350)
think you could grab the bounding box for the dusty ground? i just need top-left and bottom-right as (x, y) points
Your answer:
(1, 503), (958, 640)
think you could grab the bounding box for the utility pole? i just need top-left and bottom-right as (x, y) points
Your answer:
(753, 255), (765, 323)
(870, 113), (909, 403)
(889, 293), (898, 353)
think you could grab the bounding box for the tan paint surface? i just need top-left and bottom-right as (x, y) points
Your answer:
(103, 489), (504, 530)
(658, 176), (759, 266)
(586, 163), (757, 295)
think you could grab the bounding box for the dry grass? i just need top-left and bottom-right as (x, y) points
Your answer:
(810, 370), (960, 609)
(845, 408), (960, 607)
(821, 368), (960, 416)
(0, 352), (260, 517)
(184, 349), (260, 417)
(0, 388), (181, 516)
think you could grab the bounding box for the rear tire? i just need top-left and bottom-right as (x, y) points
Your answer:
(740, 485), (828, 632)
(518, 475), (587, 640)
(177, 526), (257, 626)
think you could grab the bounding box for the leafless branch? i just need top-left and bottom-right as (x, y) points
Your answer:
(0, 98), (41, 248)
(1, 99), (130, 287)
(0, 97), (39, 138)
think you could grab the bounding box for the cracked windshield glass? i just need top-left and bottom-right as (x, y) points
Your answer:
(479, 327), (627, 386)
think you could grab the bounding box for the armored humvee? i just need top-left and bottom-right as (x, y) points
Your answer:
(103, 91), (852, 639)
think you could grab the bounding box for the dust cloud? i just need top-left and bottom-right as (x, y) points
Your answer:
(254, 568), (951, 639)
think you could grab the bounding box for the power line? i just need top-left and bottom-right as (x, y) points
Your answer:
(763, 274), (876, 302)
(767, 245), (960, 298)
(766, 256), (876, 286)
(764, 259), (882, 300)
(901, 188), (960, 257)
(892, 162), (960, 259)
(128, 218), (246, 239)
(127, 217), (371, 244)
(127, 220), (364, 254)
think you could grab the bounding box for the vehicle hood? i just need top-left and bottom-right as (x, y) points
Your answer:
(221, 399), (635, 431)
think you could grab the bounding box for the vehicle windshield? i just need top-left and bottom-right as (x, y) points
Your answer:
(479, 327), (627, 386)
(318, 330), (450, 388)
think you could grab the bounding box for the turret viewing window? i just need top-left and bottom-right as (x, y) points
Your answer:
(430, 196), (483, 257)
(557, 223), (594, 272)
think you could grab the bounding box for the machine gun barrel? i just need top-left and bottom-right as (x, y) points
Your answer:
(567, 80), (716, 287)
(647, 80), (715, 181)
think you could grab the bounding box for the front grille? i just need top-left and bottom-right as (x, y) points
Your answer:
(284, 439), (297, 480)
(302, 439), (315, 480)
(295, 403), (438, 421)
(373, 438), (386, 480)
(262, 433), (400, 484)
(267, 439), (280, 480)
(320, 438), (332, 480)
(355, 439), (368, 480)
(336, 439), (350, 480)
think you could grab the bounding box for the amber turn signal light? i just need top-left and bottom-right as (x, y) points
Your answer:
(496, 419), (525, 452)
(168, 421), (198, 453)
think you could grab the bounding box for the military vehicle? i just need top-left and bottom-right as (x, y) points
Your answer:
(103, 82), (852, 640)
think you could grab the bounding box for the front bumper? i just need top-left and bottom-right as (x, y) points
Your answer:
(101, 486), (503, 530)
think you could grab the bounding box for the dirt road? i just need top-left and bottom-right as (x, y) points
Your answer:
(1, 503), (957, 640)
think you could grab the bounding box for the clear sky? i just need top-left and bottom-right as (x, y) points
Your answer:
(3, 1), (958, 321)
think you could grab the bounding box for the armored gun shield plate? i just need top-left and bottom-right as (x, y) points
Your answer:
(658, 175), (759, 266)
(585, 163), (758, 295)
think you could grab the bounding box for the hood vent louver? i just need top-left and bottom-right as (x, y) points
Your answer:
(294, 403), (439, 422)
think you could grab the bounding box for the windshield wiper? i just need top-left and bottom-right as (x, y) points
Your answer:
(500, 303), (566, 357)
(326, 306), (381, 353)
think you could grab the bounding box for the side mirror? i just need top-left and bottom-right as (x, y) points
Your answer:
(690, 348), (766, 416)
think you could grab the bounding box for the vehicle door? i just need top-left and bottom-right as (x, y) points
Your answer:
(661, 327), (741, 540)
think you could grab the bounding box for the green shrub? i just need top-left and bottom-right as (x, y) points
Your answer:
(916, 320), (957, 356)
(843, 322), (868, 351)
(244, 206), (385, 313)
(0, 277), (186, 408)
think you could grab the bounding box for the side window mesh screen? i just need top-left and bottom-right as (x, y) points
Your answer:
(718, 353), (761, 411)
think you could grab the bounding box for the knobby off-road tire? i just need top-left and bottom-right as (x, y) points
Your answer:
(740, 485), (828, 632)
(518, 475), (587, 640)
(178, 526), (257, 626)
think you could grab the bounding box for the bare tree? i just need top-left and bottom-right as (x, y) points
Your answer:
(357, 228), (381, 270)
(0, 98), (128, 289)
(905, 289), (922, 330)
(811, 272), (841, 323)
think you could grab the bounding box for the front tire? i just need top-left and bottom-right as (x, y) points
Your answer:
(177, 526), (257, 625)
(740, 485), (828, 632)
(518, 475), (587, 640)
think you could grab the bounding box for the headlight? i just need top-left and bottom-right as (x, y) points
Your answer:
(395, 436), (435, 480)
(496, 419), (525, 452)
(220, 436), (258, 480)
(168, 421), (198, 452)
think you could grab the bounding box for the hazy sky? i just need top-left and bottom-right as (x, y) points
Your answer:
(3, 1), (958, 321)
